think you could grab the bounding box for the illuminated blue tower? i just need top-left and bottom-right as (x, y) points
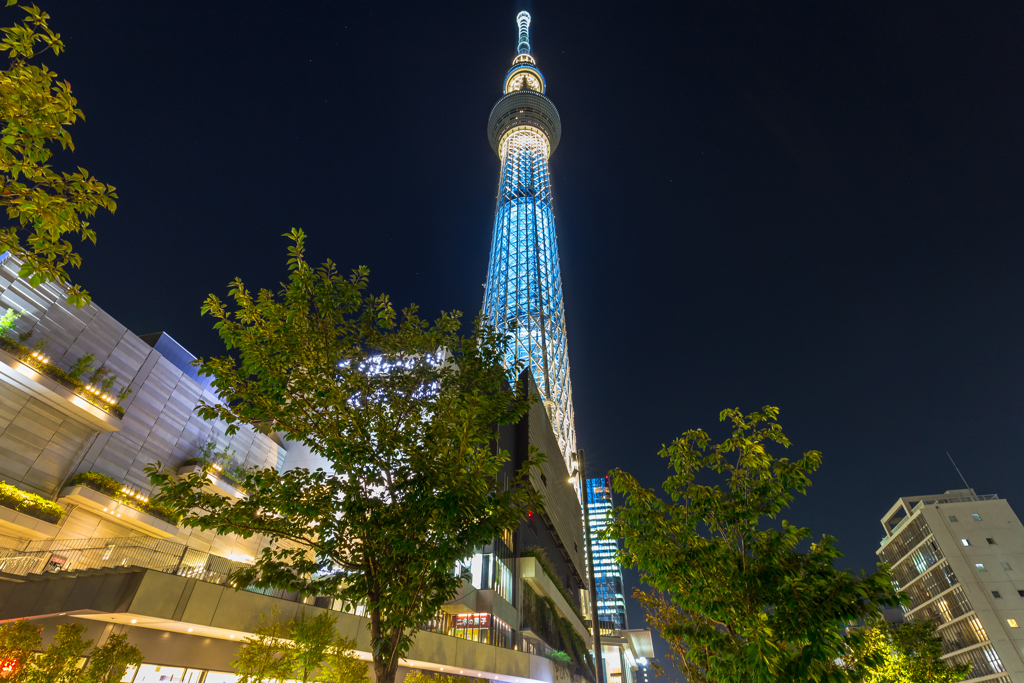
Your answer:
(483, 12), (577, 470)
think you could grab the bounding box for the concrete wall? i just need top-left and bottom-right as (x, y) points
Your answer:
(923, 499), (1024, 678)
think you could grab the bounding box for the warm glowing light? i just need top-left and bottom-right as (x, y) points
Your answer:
(187, 628), (193, 632)
(130, 619), (137, 623)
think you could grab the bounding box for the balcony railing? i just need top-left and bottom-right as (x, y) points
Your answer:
(910, 494), (998, 512)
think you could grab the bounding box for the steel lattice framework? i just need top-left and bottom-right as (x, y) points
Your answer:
(483, 13), (577, 469)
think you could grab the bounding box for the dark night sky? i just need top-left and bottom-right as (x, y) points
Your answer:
(29, 0), (1024, 667)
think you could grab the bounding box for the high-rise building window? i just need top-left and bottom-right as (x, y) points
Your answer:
(972, 514), (982, 521)
(992, 591), (1001, 598)
(1001, 562), (1012, 571)
(586, 475), (628, 630)
(961, 538), (971, 546)
(949, 515), (958, 522)
(1008, 619), (1019, 628)
(976, 563), (987, 572)
(987, 538), (997, 545)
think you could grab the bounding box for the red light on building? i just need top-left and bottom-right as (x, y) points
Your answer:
(0, 658), (20, 676)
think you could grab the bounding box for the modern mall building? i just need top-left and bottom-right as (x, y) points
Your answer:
(878, 488), (1024, 682)
(0, 255), (606, 682)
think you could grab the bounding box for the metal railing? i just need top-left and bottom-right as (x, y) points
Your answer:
(910, 494), (998, 513)
(0, 534), (287, 596)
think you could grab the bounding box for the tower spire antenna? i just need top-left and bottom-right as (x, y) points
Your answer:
(516, 11), (532, 55)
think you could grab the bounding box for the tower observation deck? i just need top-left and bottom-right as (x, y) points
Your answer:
(483, 12), (577, 474)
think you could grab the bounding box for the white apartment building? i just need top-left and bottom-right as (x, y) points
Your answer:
(878, 488), (1024, 682)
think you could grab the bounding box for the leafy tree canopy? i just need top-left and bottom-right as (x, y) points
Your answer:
(1, 2), (117, 307)
(0, 620), (142, 683)
(149, 229), (542, 683)
(608, 407), (903, 683)
(843, 618), (969, 683)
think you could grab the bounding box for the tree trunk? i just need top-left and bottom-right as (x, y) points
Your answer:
(373, 656), (400, 683)
(370, 607), (401, 683)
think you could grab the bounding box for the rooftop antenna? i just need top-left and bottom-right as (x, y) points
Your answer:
(947, 451), (971, 490)
(516, 11), (532, 55)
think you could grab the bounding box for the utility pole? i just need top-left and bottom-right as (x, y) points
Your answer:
(579, 449), (604, 683)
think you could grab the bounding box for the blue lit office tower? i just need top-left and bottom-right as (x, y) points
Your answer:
(587, 476), (628, 631)
(483, 12), (576, 469)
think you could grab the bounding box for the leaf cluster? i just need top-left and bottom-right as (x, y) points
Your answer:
(68, 471), (177, 523)
(0, 2), (116, 307)
(0, 619), (142, 683)
(841, 618), (970, 683)
(232, 608), (367, 683)
(0, 334), (125, 417)
(148, 230), (542, 683)
(608, 407), (903, 683)
(0, 479), (64, 522)
(520, 545), (586, 623)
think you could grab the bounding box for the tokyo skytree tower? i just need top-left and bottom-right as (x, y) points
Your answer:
(483, 11), (576, 469)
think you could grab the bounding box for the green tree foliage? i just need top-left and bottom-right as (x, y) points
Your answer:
(0, 619), (41, 683)
(231, 608), (292, 683)
(404, 672), (473, 683)
(66, 351), (94, 380)
(289, 610), (337, 683)
(0, 620), (140, 683)
(608, 407), (903, 683)
(232, 608), (366, 683)
(28, 621), (90, 683)
(80, 633), (143, 683)
(0, 2), (117, 307)
(0, 307), (21, 337)
(149, 229), (541, 683)
(316, 634), (366, 683)
(843, 619), (969, 683)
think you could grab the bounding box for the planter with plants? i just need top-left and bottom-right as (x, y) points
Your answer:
(177, 439), (247, 499)
(521, 583), (596, 683)
(60, 471), (179, 537)
(520, 546), (587, 624)
(0, 481), (64, 538)
(0, 310), (129, 419)
(177, 459), (246, 500)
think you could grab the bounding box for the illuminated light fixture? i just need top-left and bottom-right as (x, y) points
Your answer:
(130, 619), (137, 623)
(187, 628), (193, 632)
(230, 634), (235, 639)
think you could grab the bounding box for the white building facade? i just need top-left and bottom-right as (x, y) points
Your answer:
(878, 488), (1024, 682)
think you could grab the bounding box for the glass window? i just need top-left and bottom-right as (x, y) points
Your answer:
(961, 538), (971, 546)
(494, 557), (513, 603)
(972, 514), (982, 521)
(949, 515), (958, 522)
(133, 665), (188, 682)
(976, 563), (987, 572)
(1008, 619), (1019, 628)
(992, 591), (1002, 599)
(203, 674), (240, 683)
(987, 538), (996, 544)
(1018, 590), (1024, 597)
(1002, 562), (1012, 571)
